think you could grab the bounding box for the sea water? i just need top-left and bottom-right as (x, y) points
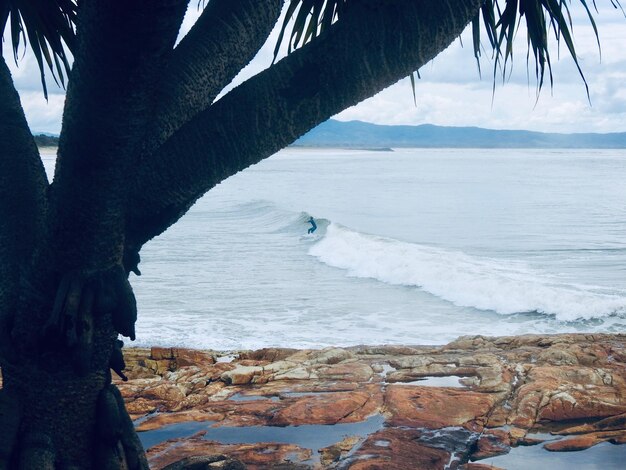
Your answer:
(41, 148), (626, 349)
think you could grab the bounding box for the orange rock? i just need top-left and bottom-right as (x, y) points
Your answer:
(220, 365), (263, 385)
(470, 429), (510, 460)
(173, 348), (215, 367)
(557, 412), (626, 435)
(147, 436), (311, 470)
(316, 362), (374, 383)
(385, 385), (496, 430)
(270, 386), (382, 426)
(348, 428), (451, 470)
(544, 435), (603, 452)
(114, 334), (626, 468)
(239, 348), (299, 362)
(136, 410), (225, 432)
(125, 397), (157, 416)
(320, 436), (361, 466)
(151, 347), (174, 360)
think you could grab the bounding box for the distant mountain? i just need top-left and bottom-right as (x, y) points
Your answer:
(293, 120), (626, 149)
(34, 134), (59, 147)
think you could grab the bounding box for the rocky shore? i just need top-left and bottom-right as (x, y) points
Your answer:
(112, 333), (626, 469)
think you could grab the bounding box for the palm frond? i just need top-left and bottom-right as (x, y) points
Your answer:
(279, 0), (623, 98)
(274, 0), (347, 62)
(472, 0), (623, 100)
(1, 0), (77, 99)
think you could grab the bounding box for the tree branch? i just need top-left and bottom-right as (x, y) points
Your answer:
(144, 0), (283, 152)
(128, 0), (482, 247)
(48, 0), (189, 272)
(0, 56), (48, 359)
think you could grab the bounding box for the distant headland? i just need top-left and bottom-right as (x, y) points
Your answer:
(293, 119), (626, 149)
(35, 121), (626, 150)
(34, 133), (59, 147)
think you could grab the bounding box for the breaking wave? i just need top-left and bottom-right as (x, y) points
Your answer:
(308, 223), (626, 321)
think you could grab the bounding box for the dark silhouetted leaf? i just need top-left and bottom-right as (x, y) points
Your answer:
(1, 0), (77, 99)
(277, 0), (623, 100)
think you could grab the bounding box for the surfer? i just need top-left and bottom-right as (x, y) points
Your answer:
(307, 216), (317, 234)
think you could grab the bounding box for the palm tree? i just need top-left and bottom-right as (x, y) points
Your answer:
(0, 0), (620, 468)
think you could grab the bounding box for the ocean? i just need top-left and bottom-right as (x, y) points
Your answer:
(42, 148), (626, 350)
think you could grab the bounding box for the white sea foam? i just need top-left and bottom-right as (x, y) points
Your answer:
(308, 224), (626, 321)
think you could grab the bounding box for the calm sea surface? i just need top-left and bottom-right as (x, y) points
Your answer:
(43, 148), (626, 349)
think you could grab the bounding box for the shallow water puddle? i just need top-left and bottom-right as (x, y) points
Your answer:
(138, 414), (385, 455)
(280, 390), (339, 398)
(228, 393), (280, 402)
(402, 375), (467, 388)
(480, 441), (626, 469)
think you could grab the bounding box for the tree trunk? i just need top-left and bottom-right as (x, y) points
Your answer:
(0, 0), (484, 468)
(1, 263), (148, 469)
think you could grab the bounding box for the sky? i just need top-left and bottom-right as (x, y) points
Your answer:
(6, 1), (626, 134)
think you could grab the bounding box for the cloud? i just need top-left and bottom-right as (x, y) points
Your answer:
(18, 92), (66, 134)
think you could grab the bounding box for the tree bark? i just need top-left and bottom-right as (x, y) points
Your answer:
(144, 0), (283, 152)
(0, 57), (48, 362)
(50, 0), (189, 274)
(1, 2), (187, 469)
(127, 0), (483, 248)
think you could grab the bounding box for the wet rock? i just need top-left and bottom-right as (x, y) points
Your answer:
(544, 435), (604, 452)
(557, 412), (626, 434)
(220, 366), (263, 386)
(161, 455), (246, 470)
(319, 436), (361, 466)
(110, 334), (626, 469)
(346, 428), (451, 470)
(270, 386), (381, 426)
(537, 347), (579, 366)
(385, 385), (496, 430)
(147, 436), (311, 470)
(239, 348), (299, 362)
(470, 429), (510, 460)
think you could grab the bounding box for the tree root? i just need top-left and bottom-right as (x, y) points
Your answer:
(93, 383), (150, 470)
(95, 440), (129, 470)
(122, 247), (141, 277)
(110, 385), (149, 470)
(110, 340), (128, 382)
(96, 386), (123, 446)
(18, 432), (56, 470)
(42, 266), (138, 363)
(0, 389), (21, 470)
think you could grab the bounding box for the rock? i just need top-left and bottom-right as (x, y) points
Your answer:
(239, 348), (299, 362)
(270, 386), (381, 426)
(272, 367), (313, 381)
(109, 333), (626, 469)
(220, 366), (263, 385)
(470, 430), (510, 460)
(537, 347), (579, 366)
(347, 428), (451, 470)
(147, 438), (311, 470)
(319, 436), (361, 466)
(161, 455), (246, 470)
(385, 385), (497, 430)
(544, 435), (604, 452)
(557, 412), (626, 434)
